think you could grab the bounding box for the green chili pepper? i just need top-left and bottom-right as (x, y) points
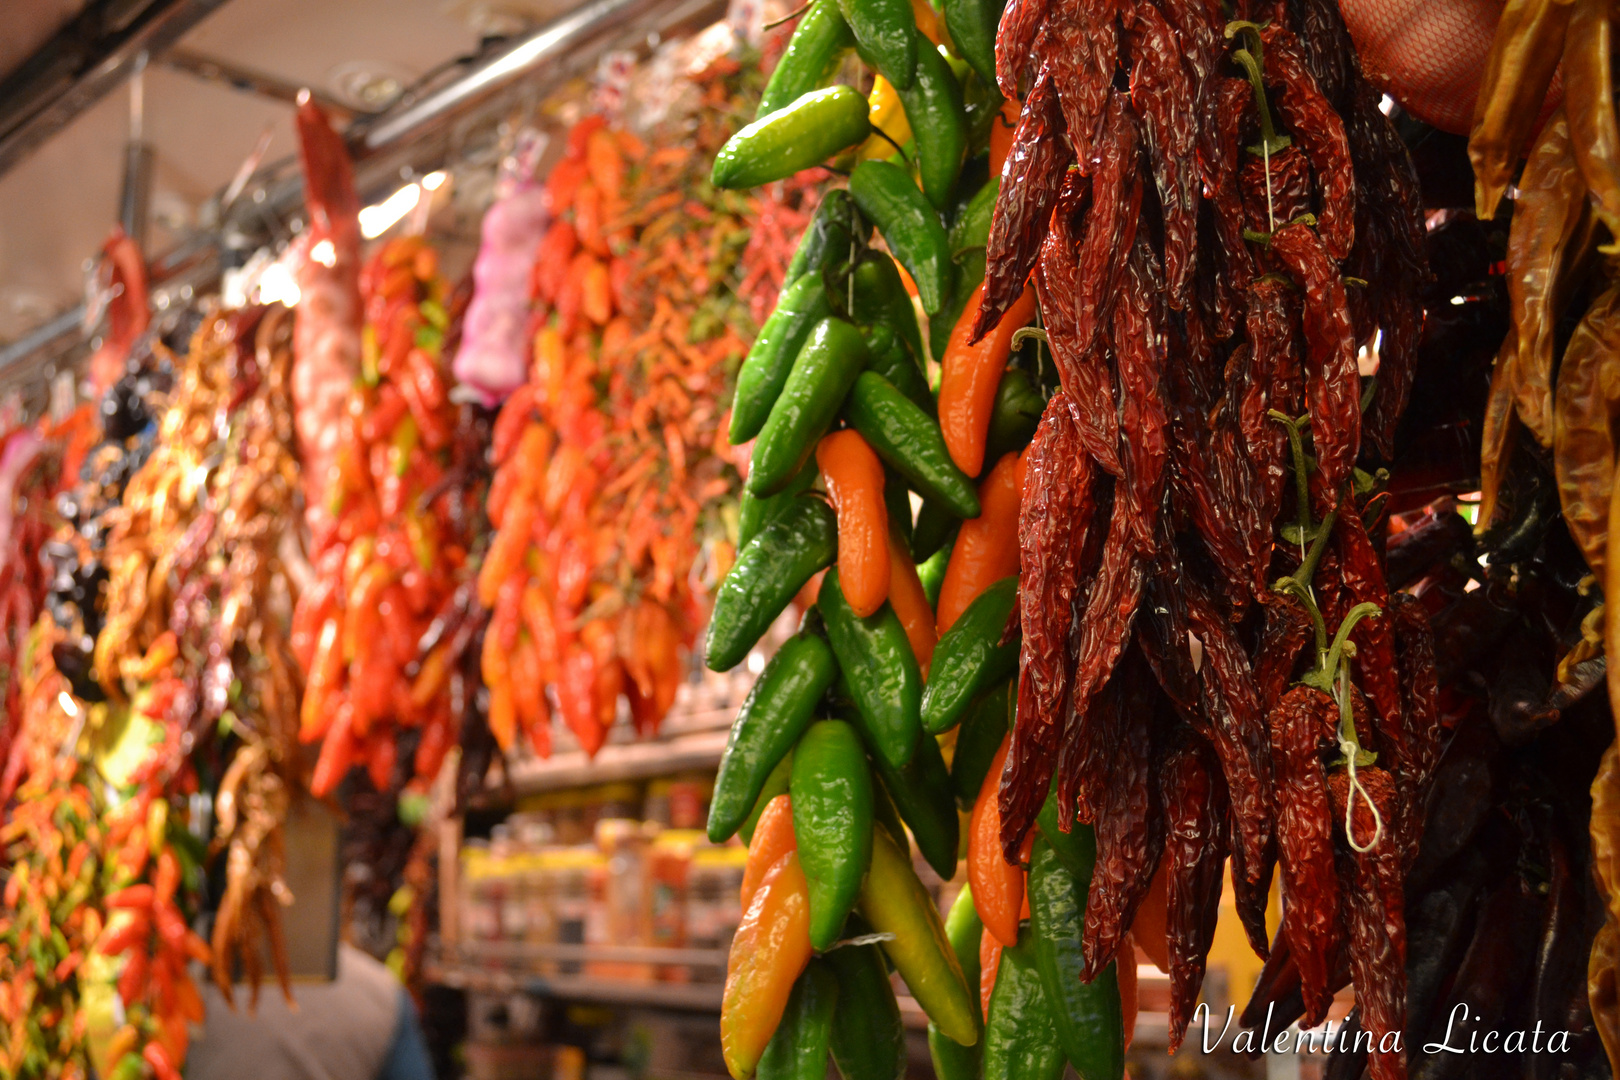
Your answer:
(921, 576), (1020, 733)
(787, 190), (868, 283)
(884, 466), (915, 549)
(862, 714), (959, 878)
(941, 0), (1002, 89)
(897, 41), (967, 211)
(1026, 838), (1125, 1080)
(848, 160), (954, 315)
(1034, 782), (1091, 881)
(758, 0), (857, 118)
(917, 525), (957, 606)
(732, 275), (835, 445)
(791, 719), (876, 950)
(738, 458), (819, 549)
(858, 824), (979, 1046)
(713, 87), (872, 189)
(817, 568), (923, 770)
(860, 322), (933, 414)
(749, 317), (870, 496)
(912, 499), (960, 563)
(984, 929), (1068, 1080)
(707, 496), (838, 671)
(872, 762), (910, 847)
(950, 678), (1010, 809)
(844, 371), (980, 517)
(840, 0), (919, 91)
(709, 631), (839, 842)
(759, 959), (841, 1080)
(984, 367), (1045, 465)
(948, 177), (998, 257)
(843, 252), (928, 372)
(827, 936), (907, 1080)
(740, 752), (794, 845)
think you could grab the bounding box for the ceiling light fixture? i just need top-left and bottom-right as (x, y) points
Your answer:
(359, 182), (422, 238)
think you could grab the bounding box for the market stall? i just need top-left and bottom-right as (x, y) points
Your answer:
(1, 0), (1619, 1078)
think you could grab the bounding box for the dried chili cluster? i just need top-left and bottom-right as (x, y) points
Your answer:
(981, 0), (1433, 1072)
(292, 236), (487, 799)
(479, 74), (819, 760)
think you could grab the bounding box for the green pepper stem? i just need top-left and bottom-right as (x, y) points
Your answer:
(1229, 49), (1291, 159)
(1273, 576), (1329, 660)
(1268, 409), (1314, 545)
(1323, 601), (1381, 690)
(1010, 327), (1049, 349)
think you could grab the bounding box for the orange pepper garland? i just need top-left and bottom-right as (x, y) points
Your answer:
(937, 451), (1025, 634)
(817, 430), (890, 617)
(480, 79), (825, 756)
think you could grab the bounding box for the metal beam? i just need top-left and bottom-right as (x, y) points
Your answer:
(0, 0), (234, 179)
(161, 47), (357, 120)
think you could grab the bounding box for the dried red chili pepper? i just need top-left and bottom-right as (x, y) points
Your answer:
(979, 68), (1071, 341)
(1389, 591), (1441, 864)
(1253, 594), (1313, 709)
(1240, 144), (1314, 238)
(1127, 0), (1199, 310)
(1162, 737), (1228, 1052)
(995, 0), (1052, 101)
(1005, 488), (1144, 857)
(1037, 174), (1123, 477)
(1080, 656), (1165, 980)
(1109, 238), (1170, 552)
(1242, 277), (1304, 521)
(1016, 391), (1097, 806)
(1268, 222), (1359, 508)
(1261, 24), (1356, 260)
(1333, 508), (1402, 760)
(1042, 0), (1119, 165)
(1271, 684), (1343, 1026)
(1200, 78), (1258, 338)
(1330, 766), (1406, 1080)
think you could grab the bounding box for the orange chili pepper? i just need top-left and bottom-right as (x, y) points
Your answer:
(586, 128), (626, 199)
(310, 699), (357, 798)
(545, 158), (589, 218)
(938, 282), (1037, 477)
(477, 492), (537, 607)
(410, 644), (453, 710)
(886, 529), (937, 674)
(575, 183), (608, 256)
(299, 618), (342, 743)
(488, 681), (518, 753)
(979, 926), (1002, 1022)
(154, 849), (179, 907)
(532, 220), (579, 304)
(366, 730), (397, 791)
(1128, 861), (1170, 973)
(968, 734), (1023, 948)
(989, 98), (1020, 177)
(558, 648), (606, 757)
(1119, 929), (1139, 1052)
(580, 257), (613, 326)
(936, 451), (1024, 634)
(816, 430), (891, 618)
(721, 850), (814, 1080)
(741, 794), (796, 909)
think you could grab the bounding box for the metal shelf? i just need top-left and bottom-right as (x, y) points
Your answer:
(494, 708), (736, 798)
(429, 962), (726, 1012)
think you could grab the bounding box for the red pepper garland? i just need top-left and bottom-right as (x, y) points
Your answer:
(980, 0), (1433, 1071)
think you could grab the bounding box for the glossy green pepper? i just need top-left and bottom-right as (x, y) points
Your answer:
(740, 752), (794, 845)
(714, 87), (872, 189)
(984, 930), (1067, 1080)
(787, 190), (868, 283)
(1026, 838), (1125, 1080)
(912, 500), (960, 564)
(709, 631), (839, 842)
(897, 41), (967, 211)
(929, 882), (985, 1080)
(842, 252), (927, 372)
(817, 568), (923, 771)
(791, 719), (875, 950)
(984, 367), (1045, 466)
(757, 0), (856, 118)
(843, 371), (980, 518)
(948, 177), (998, 257)
(738, 458), (819, 550)
(732, 274), (834, 444)
(858, 824), (979, 1046)
(917, 525), (956, 606)
(707, 496), (838, 671)
(749, 318), (870, 496)
(848, 160), (953, 315)
(872, 763), (909, 847)
(839, 0), (918, 91)
(883, 465), (914, 549)
(758, 959), (840, 1080)
(863, 712), (959, 879)
(827, 937), (907, 1080)
(860, 322), (933, 414)
(941, 0), (1002, 88)
(921, 575), (1020, 733)
(949, 678), (1010, 809)
(1034, 782), (1092, 881)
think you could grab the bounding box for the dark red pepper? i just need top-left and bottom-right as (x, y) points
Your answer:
(1162, 737), (1228, 1051)
(1126, 0), (1199, 310)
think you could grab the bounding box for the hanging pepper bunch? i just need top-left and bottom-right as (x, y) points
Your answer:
(478, 67), (819, 761)
(702, 0), (1446, 1073)
(293, 235), (483, 799)
(0, 407), (95, 799)
(1467, 0), (1620, 1069)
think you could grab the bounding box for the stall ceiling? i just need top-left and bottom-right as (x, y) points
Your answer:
(0, 0), (507, 343)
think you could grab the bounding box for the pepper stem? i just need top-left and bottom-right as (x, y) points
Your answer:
(1273, 575), (1328, 659)
(1228, 48), (1291, 160)
(1322, 601), (1381, 690)
(1268, 409), (1314, 547)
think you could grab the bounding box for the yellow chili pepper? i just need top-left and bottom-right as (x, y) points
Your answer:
(720, 850), (813, 1079)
